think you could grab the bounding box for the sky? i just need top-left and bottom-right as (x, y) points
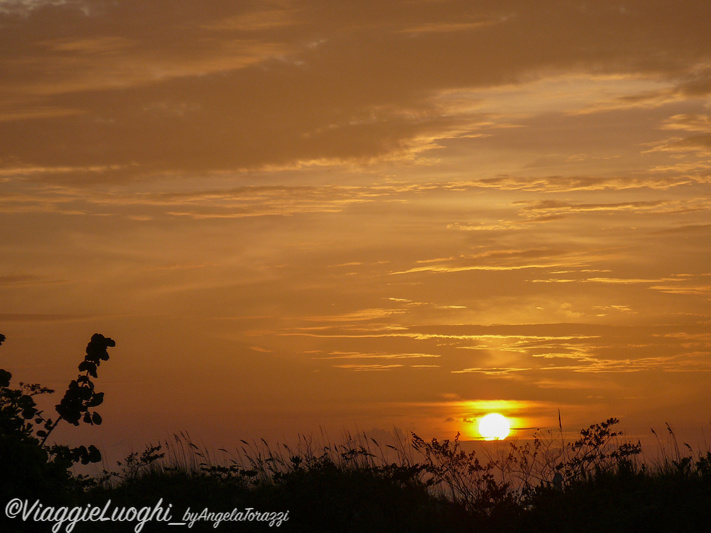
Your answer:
(1, 0), (710, 455)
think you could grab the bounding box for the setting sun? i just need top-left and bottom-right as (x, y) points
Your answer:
(478, 413), (511, 440)
(1, 0), (710, 469)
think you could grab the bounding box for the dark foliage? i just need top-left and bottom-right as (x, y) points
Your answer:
(0, 333), (114, 506)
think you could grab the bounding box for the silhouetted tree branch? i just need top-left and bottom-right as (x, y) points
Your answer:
(1, 332), (115, 501)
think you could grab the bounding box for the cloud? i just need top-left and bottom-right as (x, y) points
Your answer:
(650, 284), (711, 297)
(655, 224), (711, 235)
(390, 248), (591, 276)
(0, 181), (398, 218)
(321, 350), (442, 371)
(569, 87), (683, 116)
(8, 171), (705, 224)
(450, 175), (703, 193)
(276, 314), (711, 384)
(303, 308), (408, 323)
(515, 199), (668, 214)
(662, 114), (711, 134)
(390, 263), (569, 275)
(451, 367), (531, 376)
(317, 352), (441, 360)
(0, 274), (67, 287)
(398, 20), (497, 35)
(331, 364), (404, 372)
(0, 0), (76, 16)
(543, 352), (711, 374)
(0, 312), (90, 322)
(529, 276), (681, 285)
(647, 135), (711, 155)
(3, 0), (711, 180)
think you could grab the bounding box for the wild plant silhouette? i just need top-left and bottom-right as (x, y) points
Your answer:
(0, 333), (114, 503)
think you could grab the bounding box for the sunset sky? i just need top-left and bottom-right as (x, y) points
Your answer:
(1, 0), (710, 454)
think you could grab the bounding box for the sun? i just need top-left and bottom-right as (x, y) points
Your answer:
(478, 413), (511, 440)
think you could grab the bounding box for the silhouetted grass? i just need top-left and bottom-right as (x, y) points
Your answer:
(75, 432), (470, 532)
(63, 421), (709, 532)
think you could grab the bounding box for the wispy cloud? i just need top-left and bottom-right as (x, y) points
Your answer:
(331, 364), (404, 372)
(3, 1), (711, 179)
(317, 352), (440, 360)
(451, 367), (531, 376)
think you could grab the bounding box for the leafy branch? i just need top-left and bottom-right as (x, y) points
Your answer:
(1, 333), (115, 469)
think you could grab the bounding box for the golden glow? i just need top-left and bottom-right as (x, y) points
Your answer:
(1, 1), (710, 452)
(466, 400), (528, 412)
(478, 413), (511, 440)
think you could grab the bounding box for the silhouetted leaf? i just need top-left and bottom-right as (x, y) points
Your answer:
(88, 445), (102, 463)
(0, 369), (11, 387)
(18, 395), (36, 409)
(73, 445), (90, 465)
(91, 412), (102, 425)
(59, 404), (81, 425)
(87, 392), (104, 407)
(77, 386), (92, 401)
(86, 333), (111, 362)
(83, 412), (92, 424)
(78, 361), (98, 378)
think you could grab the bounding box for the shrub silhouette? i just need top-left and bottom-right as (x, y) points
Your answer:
(411, 432), (517, 517)
(0, 333), (114, 503)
